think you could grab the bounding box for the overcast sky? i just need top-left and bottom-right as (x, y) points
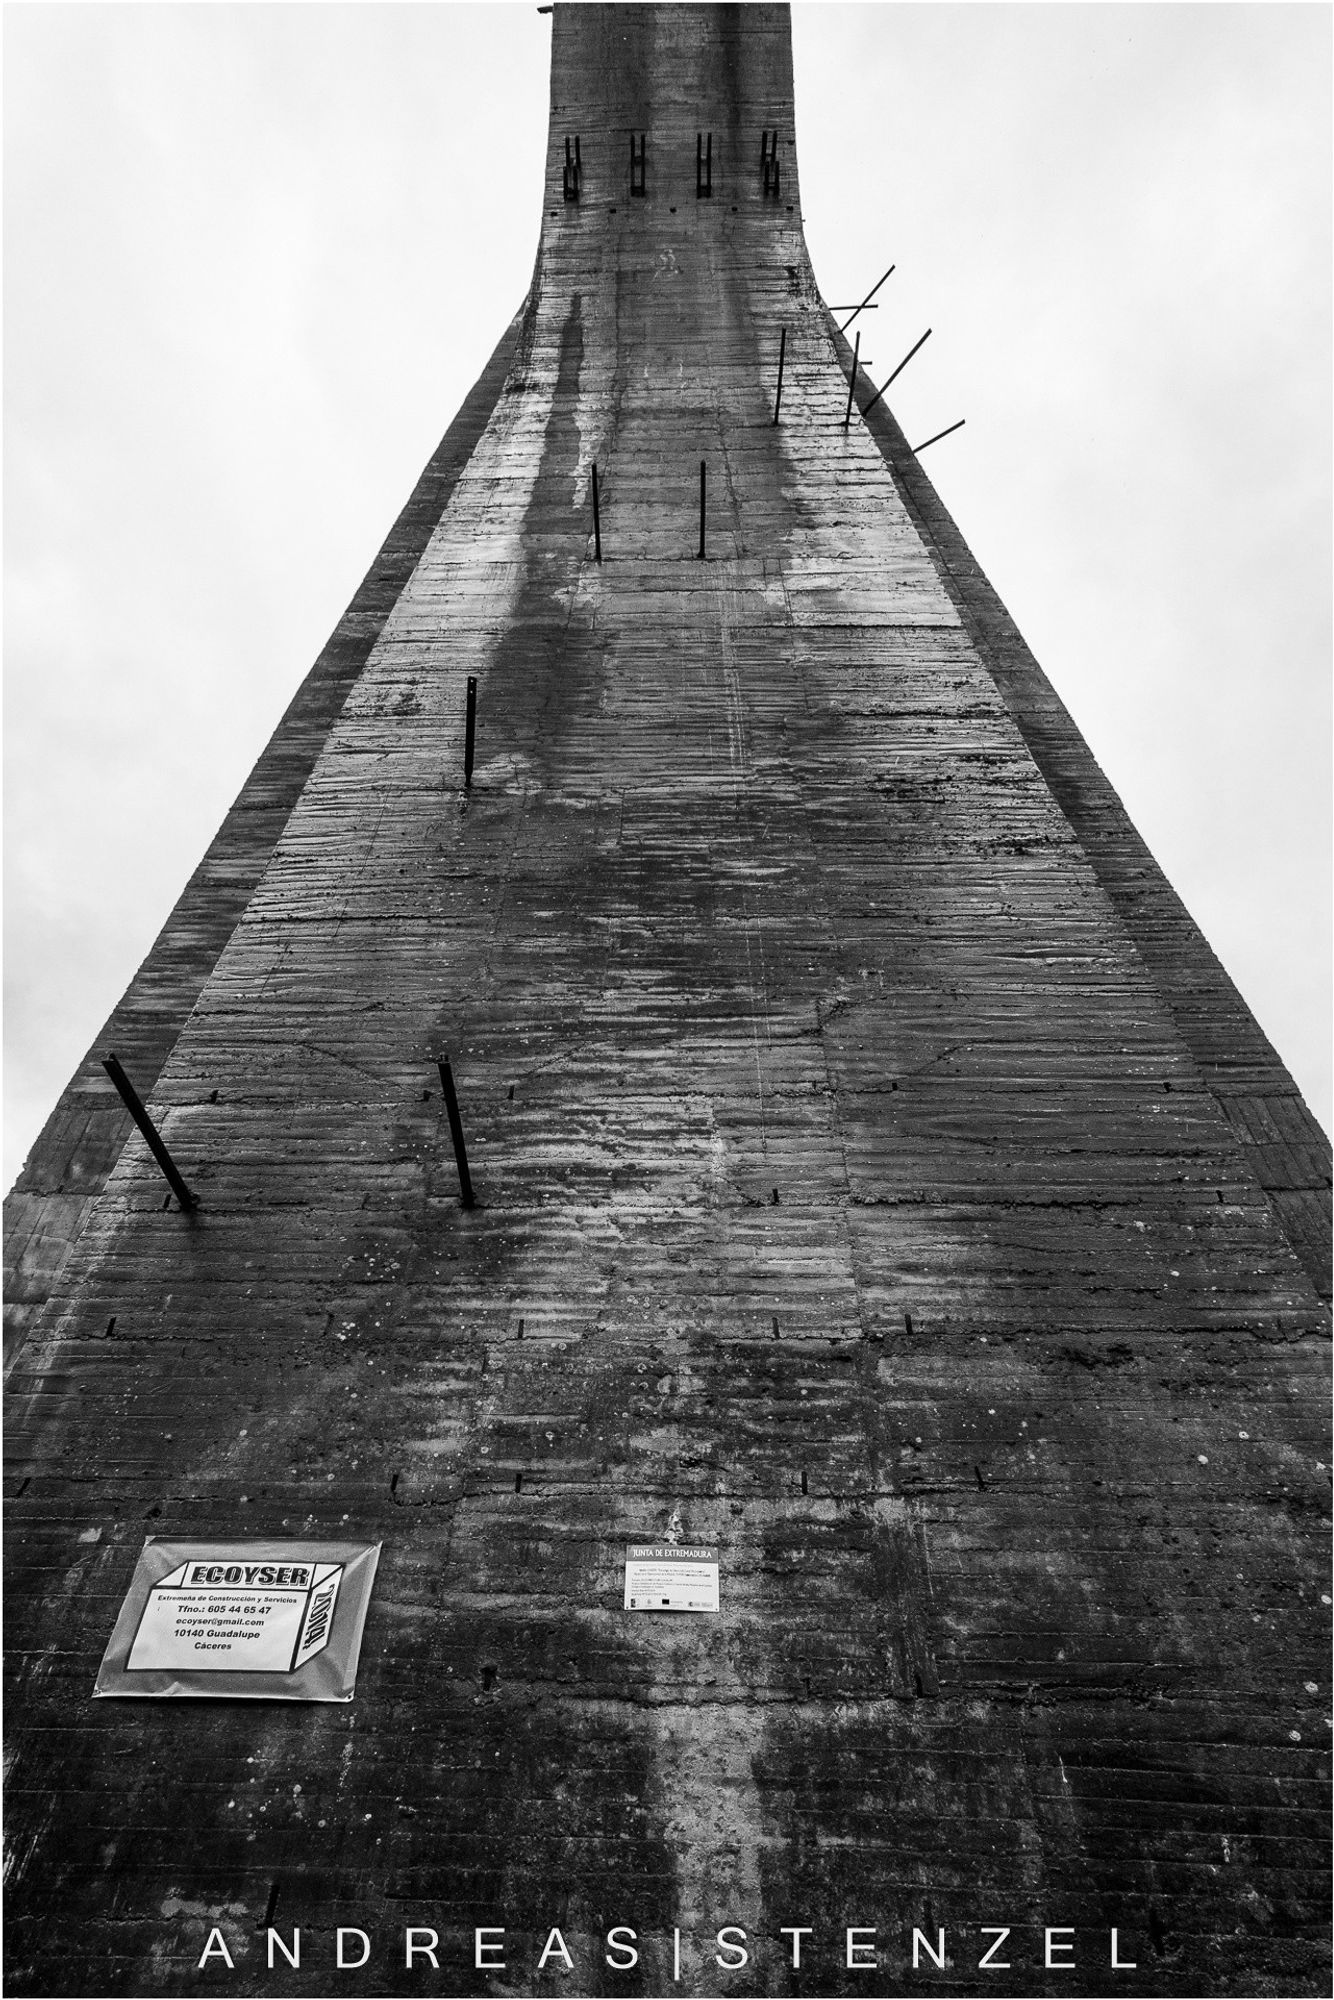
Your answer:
(5, 1), (1330, 1193)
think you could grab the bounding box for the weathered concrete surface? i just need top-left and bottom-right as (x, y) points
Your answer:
(1, 312), (524, 1371)
(5, 7), (1329, 1997)
(836, 331), (1334, 1308)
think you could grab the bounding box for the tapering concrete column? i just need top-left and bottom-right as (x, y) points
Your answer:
(5, 8), (1328, 1995)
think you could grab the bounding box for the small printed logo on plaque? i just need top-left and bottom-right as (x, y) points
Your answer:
(624, 1544), (719, 1613)
(94, 1539), (380, 1702)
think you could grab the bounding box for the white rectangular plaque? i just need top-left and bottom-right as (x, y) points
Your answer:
(624, 1543), (719, 1613)
(94, 1538), (380, 1702)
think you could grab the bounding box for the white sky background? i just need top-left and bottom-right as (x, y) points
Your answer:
(4, 1), (1330, 1194)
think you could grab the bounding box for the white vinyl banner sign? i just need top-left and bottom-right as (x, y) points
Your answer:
(128, 1558), (344, 1674)
(94, 1539), (380, 1702)
(624, 1544), (719, 1613)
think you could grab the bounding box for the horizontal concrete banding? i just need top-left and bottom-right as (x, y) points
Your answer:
(2, 311), (526, 1370)
(4, 7), (1329, 1996)
(829, 309), (1332, 1303)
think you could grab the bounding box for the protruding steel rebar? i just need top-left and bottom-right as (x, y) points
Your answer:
(464, 676), (477, 786)
(102, 1052), (198, 1210)
(760, 129), (780, 196)
(436, 1058), (475, 1209)
(698, 459), (706, 559)
(591, 463), (602, 562)
(913, 418), (966, 454)
(843, 330), (861, 428)
(773, 327), (787, 425)
(837, 263), (895, 335)
(860, 328), (931, 419)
